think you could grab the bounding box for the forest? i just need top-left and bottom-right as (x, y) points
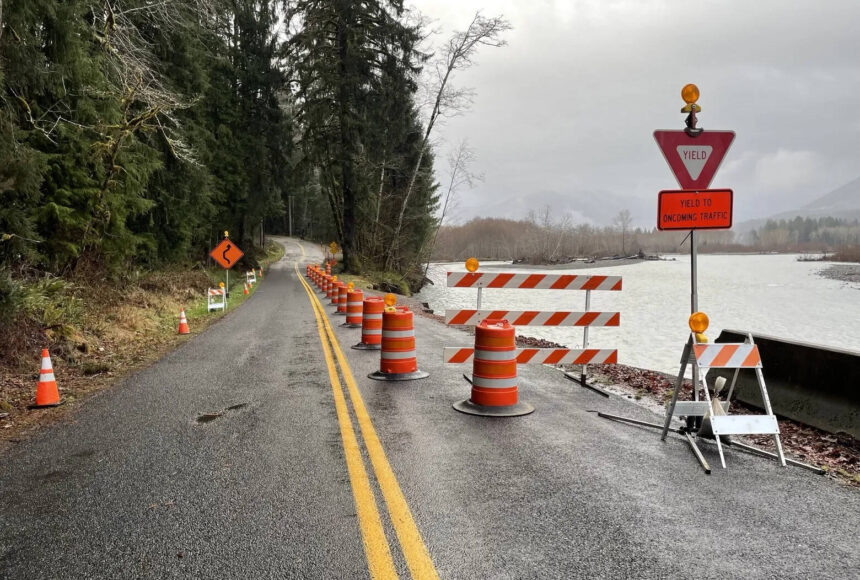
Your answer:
(1, 1), (511, 324)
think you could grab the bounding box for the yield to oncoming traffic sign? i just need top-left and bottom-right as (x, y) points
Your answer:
(657, 189), (733, 231)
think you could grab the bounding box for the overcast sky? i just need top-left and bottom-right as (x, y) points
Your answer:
(407, 0), (860, 227)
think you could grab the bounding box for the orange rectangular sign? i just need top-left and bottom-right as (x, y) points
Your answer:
(657, 189), (733, 231)
(210, 238), (244, 269)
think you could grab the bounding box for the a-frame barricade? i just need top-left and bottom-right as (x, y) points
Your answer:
(661, 332), (785, 469)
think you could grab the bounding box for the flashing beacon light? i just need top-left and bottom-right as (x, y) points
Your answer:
(681, 83), (701, 112)
(383, 293), (397, 311)
(681, 83), (699, 105)
(224, 230), (229, 238)
(219, 282), (225, 289)
(347, 282), (355, 291)
(689, 311), (709, 343)
(465, 257), (479, 273)
(332, 275), (337, 282)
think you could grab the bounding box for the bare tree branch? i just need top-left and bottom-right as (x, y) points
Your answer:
(385, 11), (511, 269)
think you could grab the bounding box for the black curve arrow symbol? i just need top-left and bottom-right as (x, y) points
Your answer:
(222, 243), (232, 265)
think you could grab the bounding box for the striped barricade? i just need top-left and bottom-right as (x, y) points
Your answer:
(207, 288), (226, 312)
(444, 270), (622, 397)
(662, 332), (785, 470)
(444, 347), (618, 366)
(446, 272), (622, 291)
(246, 270), (257, 285)
(446, 310), (620, 327)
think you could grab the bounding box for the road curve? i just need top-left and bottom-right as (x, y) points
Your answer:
(1, 237), (858, 579)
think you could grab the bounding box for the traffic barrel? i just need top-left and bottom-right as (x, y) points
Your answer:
(353, 297), (384, 350)
(324, 275), (333, 297)
(325, 263), (331, 276)
(453, 319), (534, 417)
(336, 284), (348, 314)
(331, 281), (343, 306)
(343, 289), (364, 328)
(368, 307), (429, 381)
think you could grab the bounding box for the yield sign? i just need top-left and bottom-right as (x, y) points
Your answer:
(654, 130), (735, 189)
(210, 238), (244, 269)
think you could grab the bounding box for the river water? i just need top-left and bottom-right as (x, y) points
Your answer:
(416, 254), (860, 374)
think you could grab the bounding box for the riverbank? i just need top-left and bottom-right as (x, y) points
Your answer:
(818, 263), (860, 285)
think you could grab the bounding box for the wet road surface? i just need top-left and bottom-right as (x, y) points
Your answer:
(1, 237), (858, 579)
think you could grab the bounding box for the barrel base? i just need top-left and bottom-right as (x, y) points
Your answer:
(341, 322), (362, 328)
(351, 342), (381, 351)
(453, 399), (534, 417)
(334, 311), (346, 315)
(368, 369), (430, 381)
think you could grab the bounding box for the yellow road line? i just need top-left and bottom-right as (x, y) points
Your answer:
(296, 265), (440, 580)
(297, 270), (397, 579)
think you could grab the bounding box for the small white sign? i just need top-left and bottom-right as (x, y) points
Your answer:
(676, 145), (712, 180)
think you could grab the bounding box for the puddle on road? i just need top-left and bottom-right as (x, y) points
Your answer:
(194, 402), (250, 425)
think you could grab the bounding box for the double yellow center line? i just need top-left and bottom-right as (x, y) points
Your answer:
(296, 264), (439, 580)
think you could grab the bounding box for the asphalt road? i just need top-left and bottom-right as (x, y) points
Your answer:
(1, 237), (858, 579)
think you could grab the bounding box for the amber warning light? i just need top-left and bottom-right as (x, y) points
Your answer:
(657, 189), (733, 231)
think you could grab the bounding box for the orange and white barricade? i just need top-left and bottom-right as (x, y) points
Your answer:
(336, 284), (348, 314)
(451, 319), (533, 417)
(353, 296), (384, 350)
(207, 288), (226, 312)
(661, 331), (785, 470)
(246, 270), (257, 286)
(444, 261), (622, 413)
(343, 289), (364, 328)
(368, 307), (428, 381)
(330, 281), (343, 306)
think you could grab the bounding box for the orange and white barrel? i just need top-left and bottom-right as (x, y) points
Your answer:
(454, 319), (534, 416)
(331, 281), (343, 305)
(344, 289), (363, 327)
(325, 264), (331, 276)
(336, 284), (348, 314)
(325, 275), (334, 297)
(352, 297), (384, 350)
(368, 307), (429, 381)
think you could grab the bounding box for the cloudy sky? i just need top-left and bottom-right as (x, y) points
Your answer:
(407, 0), (860, 227)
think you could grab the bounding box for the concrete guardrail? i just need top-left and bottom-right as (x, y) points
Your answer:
(712, 329), (860, 440)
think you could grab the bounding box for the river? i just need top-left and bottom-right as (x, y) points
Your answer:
(416, 254), (860, 374)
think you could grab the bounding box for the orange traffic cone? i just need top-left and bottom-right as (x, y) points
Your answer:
(243, 282), (249, 295)
(258, 267), (263, 278)
(178, 309), (190, 335)
(33, 349), (61, 408)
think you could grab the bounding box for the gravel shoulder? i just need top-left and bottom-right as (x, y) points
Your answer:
(817, 263), (860, 286)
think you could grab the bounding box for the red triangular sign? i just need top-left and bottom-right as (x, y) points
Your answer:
(654, 130), (735, 189)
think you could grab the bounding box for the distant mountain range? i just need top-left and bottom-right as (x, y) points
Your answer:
(456, 176), (860, 233)
(735, 175), (860, 233)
